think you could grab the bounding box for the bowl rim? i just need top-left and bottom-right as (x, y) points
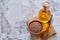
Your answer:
(28, 20), (43, 35)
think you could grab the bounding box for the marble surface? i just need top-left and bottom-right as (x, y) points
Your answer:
(0, 0), (60, 40)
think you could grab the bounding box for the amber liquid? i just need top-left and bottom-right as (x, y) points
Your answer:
(38, 10), (51, 23)
(38, 10), (51, 32)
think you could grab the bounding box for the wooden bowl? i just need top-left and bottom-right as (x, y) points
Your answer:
(27, 20), (43, 35)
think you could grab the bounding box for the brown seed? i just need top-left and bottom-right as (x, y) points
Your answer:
(28, 21), (43, 34)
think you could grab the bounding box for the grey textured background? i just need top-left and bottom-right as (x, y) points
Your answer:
(0, 0), (60, 40)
